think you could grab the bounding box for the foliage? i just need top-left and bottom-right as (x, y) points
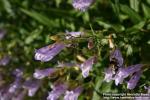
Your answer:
(0, 0), (150, 99)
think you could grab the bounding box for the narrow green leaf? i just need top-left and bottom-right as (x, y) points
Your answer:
(0, 0), (14, 16)
(83, 12), (90, 23)
(96, 21), (111, 29)
(92, 77), (103, 100)
(21, 8), (58, 27)
(25, 26), (43, 44)
(110, 0), (120, 19)
(126, 45), (133, 56)
(126, 21), (145, 33)
(129, 0), (140, 12)
(120, 4), (142, 24)
(96, 20), (125, 32)
(142, 3), (150, 18)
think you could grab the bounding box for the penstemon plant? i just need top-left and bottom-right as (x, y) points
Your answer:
(0, 0), (149, 100)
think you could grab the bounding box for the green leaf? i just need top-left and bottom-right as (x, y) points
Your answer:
(82, 12), (90, 23)
(142, 3), (150, 18)
(110, 0), (120, 19)
(21, 8), (59, 28)
(126, 21), (145, 33)
(126, 45), (133, 56)
(96, 20), (111, 29)
(129, 0), (140, 12)
(25, 26), (43, 44)
(120, 4), (142, 24)
(55, 0), (61, 7)
(0, 0), (14, 16)
(96, 20), (125, 32)
(111, 24), (125, 32)
(92, 76), (103, 100)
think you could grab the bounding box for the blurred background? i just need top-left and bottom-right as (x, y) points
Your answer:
(0, 0), (150, 99)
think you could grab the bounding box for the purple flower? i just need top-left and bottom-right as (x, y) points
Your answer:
(35, 43), (65, 62)
(0, 55), (11, 66)
(0, 29), (6, 40)
(114, 64), (143, 86)
(124, 64), (143, 75)
(127, 71), (142, 90)
(65, 31), (84, 39)
(80, 56), (96, 78)
(12, 68), (24, 77)
(72, 0), (94, 11)
(103, 68), (114, 82)
(12, 90), (26, 100)
(110, 48), (124, 68)
(114, 68), (126, 85)
(47, 84), (67, 100)
(33, 68), (56, 79)
(64, 87), (82, 100)
(8, 77), (22, 93)
(0, 86), (14, 100)
(23, 79), (41, 97)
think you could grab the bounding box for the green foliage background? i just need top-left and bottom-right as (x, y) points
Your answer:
(0, 0), (150, 99)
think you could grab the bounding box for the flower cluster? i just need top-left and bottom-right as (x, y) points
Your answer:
(104, 48), (143, 89)
(33, 30), (96, 100)
(0, 68), (41, 100)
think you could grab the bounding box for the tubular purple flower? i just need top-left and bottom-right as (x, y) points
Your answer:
(64, 86), (83, 100)
(114, 68), (125, 85)
(72, 0), (94, 11)
(47, 84), (67, 100)
(114, 64), (143, 86)
(0, 29), (6, 40)
(12, 90), (26, 100)
(103, 68), (114, 82)
(65, 31), (84, 39)
(8, 77), (22, 93)
(0, 86), (13, 100)
(80, 56), (96, 78)
(110, 48), (124, 68)
(35, 43), (65, 62)
(0, 55), (11, 66)
(23, 79), (41, 97)
(33, 68), (56, 79)
(12, 68), (24, 77)
(124, 64), (143, 76)
(127, 71), (142, 90)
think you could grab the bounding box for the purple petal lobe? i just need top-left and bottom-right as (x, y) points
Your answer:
(65, 31), (84, 39)
(9, 77), (22, 93)
(125, 64), (143, 75)
(33, 68), (55, 79)
(127, 71), (142, 90)
(0, 55), (11, 66)
(0, 29), (6, 40)
(110, 48), (124, 68)
(12, 68), (24, 77)
(104, 68), (114, 82)
(114, 64), (143, 86)
(23, 79), (41, 97)
(35, 43), (65, 62)
(80, 56), (95, 78)
(72, 0), (94, 11)
(64, 87), (82, 100)
(47, 84), (67, 100)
